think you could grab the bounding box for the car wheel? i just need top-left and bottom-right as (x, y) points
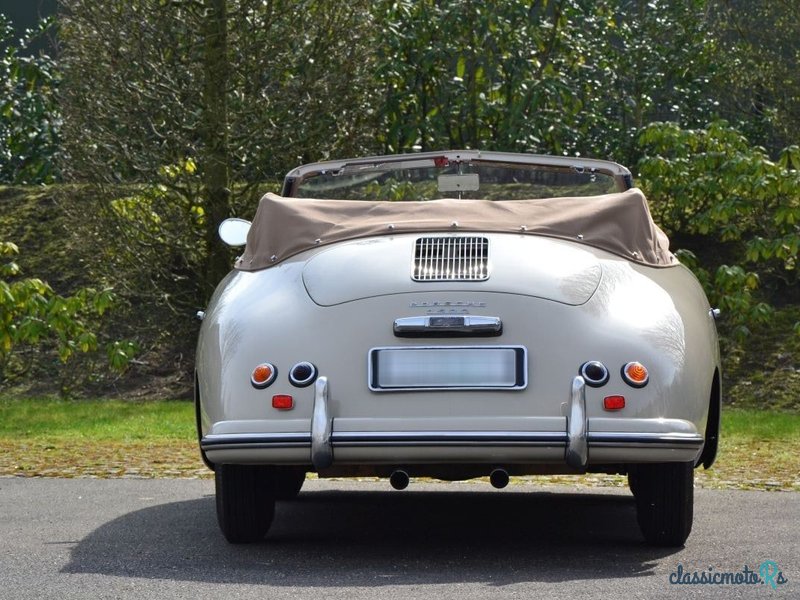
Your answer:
(274, 467), (306, 500)
(633, 462), (694, 547)
(627, 472), (642, 498)
(215, 464), (276, 543)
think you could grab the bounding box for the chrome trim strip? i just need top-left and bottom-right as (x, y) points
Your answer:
(331, 430), (567, 447)
(393, 315), (502, 337)
(587, 432), (704, 447)
(201, 432), (310, 450)
(311, 376), (333, 470)
(200, 429), (702, 453)
(566, 375), (588, 469)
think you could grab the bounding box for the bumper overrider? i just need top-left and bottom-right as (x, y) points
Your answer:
(200, 375), (705, 470)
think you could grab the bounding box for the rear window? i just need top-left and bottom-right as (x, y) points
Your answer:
(295, 159), (618, 201)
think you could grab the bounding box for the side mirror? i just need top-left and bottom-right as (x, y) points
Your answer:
(218, 218), (251, 247)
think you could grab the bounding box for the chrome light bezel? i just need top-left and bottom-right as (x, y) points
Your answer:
(621, 362), (649, 388)
(250, 362), (277, 389)
(288, 361), (318, 388)
(579, 361), (609, 387)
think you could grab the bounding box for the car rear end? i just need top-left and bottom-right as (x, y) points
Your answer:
(196, 151), (719, 546)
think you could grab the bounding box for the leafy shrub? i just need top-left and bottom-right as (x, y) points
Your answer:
(0, 15), (60, 184)
(638, 121), (800, 337)
(0, 240), (136, 386)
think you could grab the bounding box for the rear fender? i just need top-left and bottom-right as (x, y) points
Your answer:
(697, 369), (720, 469)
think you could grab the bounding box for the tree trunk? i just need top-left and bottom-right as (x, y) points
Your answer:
(201, 0), (232, 298)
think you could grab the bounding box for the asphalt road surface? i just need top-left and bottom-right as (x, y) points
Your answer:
(0, 478), (796, 599)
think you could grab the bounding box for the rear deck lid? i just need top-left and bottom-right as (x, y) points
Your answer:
(302, 234), (602, 306)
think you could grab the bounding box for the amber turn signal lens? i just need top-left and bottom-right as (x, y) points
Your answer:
(621, 362), (649, 388)
(251, 363), (277, 388)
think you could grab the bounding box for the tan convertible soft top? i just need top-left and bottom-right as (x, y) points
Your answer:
(235, 189), (674, 271)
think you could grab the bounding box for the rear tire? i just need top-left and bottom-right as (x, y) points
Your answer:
(215, 464), (276, 543)
(274, 467), (306, 500)
(627, 472), (642, 498)
(632, 462), (694, 547)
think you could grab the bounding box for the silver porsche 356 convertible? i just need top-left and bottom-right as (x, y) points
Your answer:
(195, 150), (721, 546)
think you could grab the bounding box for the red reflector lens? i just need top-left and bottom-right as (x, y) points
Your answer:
(272, 394), (294, 410)
(603, 395), (625, 410)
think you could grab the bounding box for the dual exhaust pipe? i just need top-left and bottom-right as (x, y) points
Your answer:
(389, 468), (509, 490)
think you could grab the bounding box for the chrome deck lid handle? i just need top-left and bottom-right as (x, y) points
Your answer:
(393, 315), (502, 337)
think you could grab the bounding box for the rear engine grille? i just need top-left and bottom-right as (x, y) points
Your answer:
(413, 236), (489, 281)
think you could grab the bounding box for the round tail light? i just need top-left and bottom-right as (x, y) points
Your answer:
(580, 361), (609, 387)
(288, 362), (318, 387)
(251, 363), (277, 388)
(621, 362), (649, 388)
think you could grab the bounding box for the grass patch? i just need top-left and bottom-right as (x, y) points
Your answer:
(0, 398), (203, 478)
(694, 413), (800, 491)
(721, 409), (800, 440)
(0, 398), (797, 489)
(0, 397), (203, 478)
(0, 397), (194, 441)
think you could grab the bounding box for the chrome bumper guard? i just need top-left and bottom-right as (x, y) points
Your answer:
(311, 376), (333, 470)
(565, 376), (588, 470)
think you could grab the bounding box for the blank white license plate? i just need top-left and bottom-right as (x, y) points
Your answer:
(369, 346), (527, 391)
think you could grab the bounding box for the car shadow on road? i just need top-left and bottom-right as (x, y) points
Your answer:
(63, 487), (681, 587)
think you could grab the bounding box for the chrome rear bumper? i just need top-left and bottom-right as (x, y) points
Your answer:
(200, 373), (704, 469)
